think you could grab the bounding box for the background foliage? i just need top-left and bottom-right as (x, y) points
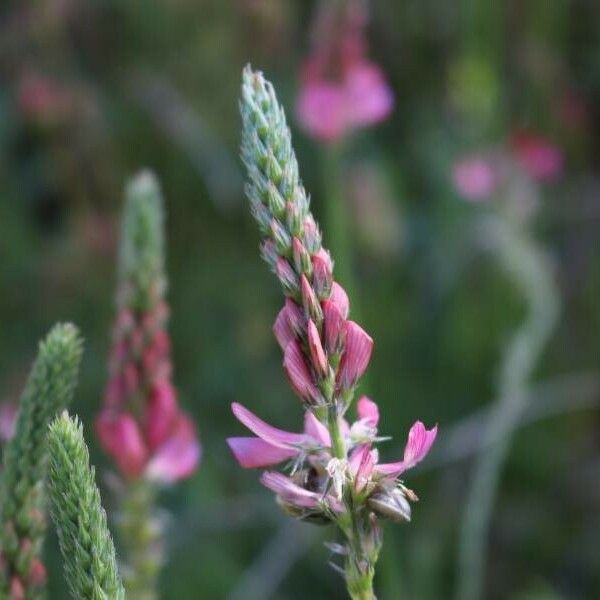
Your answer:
(1, 1), (599, 598)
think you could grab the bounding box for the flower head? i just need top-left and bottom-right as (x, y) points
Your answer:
(97, 172), (200, 484)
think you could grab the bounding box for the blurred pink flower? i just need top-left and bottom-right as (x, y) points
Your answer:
(510, 131), (563, 182)
(452, 156), (498, 201)
(296, 3), (393, 143)
(16, 70), (73, 126)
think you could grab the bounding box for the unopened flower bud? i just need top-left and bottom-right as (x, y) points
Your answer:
(292, 237), (313, 276)
(249, 193), (272, 235)
(276, 258), (299, 296)
(303, 214), (322, 254)
(286, 199), (304, 238)
(265, 181), (286, 218)
(312, 249), (333, 299)
(283, 340), (320, 404)
(300, 274), (323, 323)
(307, 319), (328, 377)
(368, 487), (412, 523)
(322, 299), (346, 354)
(261, 239), (278, 268)
(265, 149), (283, 184)
(337, 321), (373, 391)
(271, 219), (292, 255)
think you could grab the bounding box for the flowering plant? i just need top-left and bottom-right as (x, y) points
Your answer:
(230, 66), (436, 599)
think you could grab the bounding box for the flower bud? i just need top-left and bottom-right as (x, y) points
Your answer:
(286, 199), (304, 238)
(260, 239), (278, 268)
(265, 149), (283, 184)
(249, 193), (272, 235)
(300, 274), (323, 323)
(307, 319), (328, 377)
(337, 321), (373, 391)
(322, 299), (346, 354)
(312, 249), (333, 299)
(276, 258), (299, 296)
(292, 237), (313, 276)
(303, 214), (322, 254)
(283, 340), (320, 404)
(368, 487), (412, 523)
(271, 218), (292, 255)
(265, 181), (286, 218)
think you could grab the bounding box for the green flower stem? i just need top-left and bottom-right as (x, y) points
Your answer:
(457, 215), (560, 600)
(47, 413), (125, 599)
(119, 480), (164, 600)
(0, 323), (83, 599)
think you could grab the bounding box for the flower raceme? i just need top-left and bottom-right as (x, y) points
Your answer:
(96, 172), (200, 485)
(228, 398), (437, 522)
(237, 66), (436, 596)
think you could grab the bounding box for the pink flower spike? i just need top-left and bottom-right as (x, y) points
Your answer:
(337, 321), (373, 390)
(227, 437), (299, 468)
(357, 396), (379, 427)
(322, 299), (346, 354)
(273, 305), (295, 351)
(283, 341), (320, 403)
(145, 414), (201, 483)
(452, 156), (498, 201)
(260, 472), (322, 508)
(231, 402), (306, 448)
(330, 282), (350, 319)
(344, 62), (394, 127)
(307, 319), (328, 376)
(303, 411), (331, 447)
(376, 421), (438, 478)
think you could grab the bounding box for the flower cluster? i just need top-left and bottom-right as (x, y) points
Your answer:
(296, 1), (394, 143)
(235, 66), (436, 597)
(96, 172), (200, 484)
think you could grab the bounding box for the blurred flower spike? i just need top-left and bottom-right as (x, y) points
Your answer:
(296, 1), (394, 143)
(96, 171), (200, 484)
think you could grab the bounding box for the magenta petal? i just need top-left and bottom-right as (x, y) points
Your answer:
(349, 445), (375, 493)
(231, 402), (306, 448)
(260, 472), (321, 508)
(452, 156), (498, 201)
(273, 305), (295, 352)
(337, 321), (373, 390)
(322, 299), (346, 354)
(344, 62), (394, 127)
(376, 421), (438, 478)
(227, 437), (298, 468)
(145, 414), (201, 483)
(283, 341), (320, 403)
(303, 412), (331, 447)
(330, 282), (350, 319)
(296, 82), (347, 143)
(356, 396), (379, 427)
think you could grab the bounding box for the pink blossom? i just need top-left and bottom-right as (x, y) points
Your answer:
(511, 131), (563, 182)
(260, 471), (342, 511)
(337, 321), (373, 390)
(376, 421), (438, 478)
(356, 396), (379, 428)
(452, 156), (498, 201)
(283, 340), (320, 403)
(307, 319), (328, 376)
(330, 282), (350, 319)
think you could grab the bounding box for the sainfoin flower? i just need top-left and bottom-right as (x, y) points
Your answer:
(296, 1), (394, 142)
(510, 130), (563, 182)
(239, 66), (435, 596)
(96, 172), (200, 484)
(452, 155), (498, 201)
(228, 397), (437, 520)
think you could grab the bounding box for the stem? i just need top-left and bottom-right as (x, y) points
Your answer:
(328, 403), (346, 459)
(456, 215), (559, 600)
(118, 479), (164, 600)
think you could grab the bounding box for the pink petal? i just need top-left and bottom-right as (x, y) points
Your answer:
(96, 410), (148, 478)
(273, 305), (295, 352)
(343, 62), (394, 127)
(145, 381), (178, 450)
(303, 412), (331, 447)
(349, 445), (375, 493)
(337, 321), (373, 390)
(227, 437), (298, 468)
(376, 421), (438, 478)
(511, 131), (564, 182)
(330, 282), (350, 319)
(296, 82), (347, 143)
(260, 472), (321, 508)
(282, 341), (320, 403)
(356, 396), (379, 427)
(307, 319), (328, 376)
(322, 299), (346, 354)
(145, 414), (201, 483)
(231, 402), (306, 448)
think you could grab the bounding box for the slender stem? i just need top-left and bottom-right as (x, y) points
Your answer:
(456, 215), (559, 600)
(328, 403), (346, 460)
(118, 479), (164, 600)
